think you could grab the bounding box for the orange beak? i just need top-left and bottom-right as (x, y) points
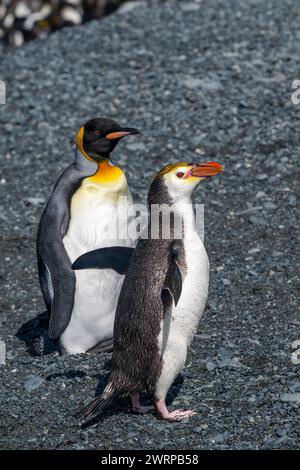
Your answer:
(191, 161), (223, 177)
(105, 127), (140, 141)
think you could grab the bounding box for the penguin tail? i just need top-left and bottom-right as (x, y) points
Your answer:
(75, 383), (116, 425)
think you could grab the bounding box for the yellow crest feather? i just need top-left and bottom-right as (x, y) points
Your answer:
(153, 162), (190, 180)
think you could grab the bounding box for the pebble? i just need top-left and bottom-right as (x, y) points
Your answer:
(255, 191), (266, 199)
(264, 202), (277, 210)
(183, 78), (203, 89)
(193, 426), (204, 434)
(247, 247), (260, 254)
(181, 2), (201, 12)
(206, 361), (216, 371)
(256, 174), (268, 181)
(24, 375), (45, 392)
(281, 393), (300, 404)
(275, 427), (288, 438)
(192, 133), (207, 147)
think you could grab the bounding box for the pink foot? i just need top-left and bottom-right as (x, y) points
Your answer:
(155, 399), (197, 421)
(131, 393), (154, 414)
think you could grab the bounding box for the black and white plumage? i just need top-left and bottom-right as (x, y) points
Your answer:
(74, 161), (223, 422)
(37, 117), (140, 354)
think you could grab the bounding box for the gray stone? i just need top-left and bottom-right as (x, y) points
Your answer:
(281, 393), (300, 404)
(24, 375), (45, 392)
(256, 174), (268, 181)
(206, 361), (216, 371)
(183, 78), (203, 89)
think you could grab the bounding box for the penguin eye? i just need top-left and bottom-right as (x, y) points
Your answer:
(176, 171), (185, 179)
(94, 130), (102, 136)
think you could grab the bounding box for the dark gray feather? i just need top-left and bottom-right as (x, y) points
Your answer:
(72, 247), (134, 275)
(37, 153), (97, 339)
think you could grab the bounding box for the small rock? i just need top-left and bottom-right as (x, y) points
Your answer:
(193, 426), (204, 434)
(217, 357), (247, 370)
(221, 278), (231, 286)
(248, 269), (259, 276)
(255, 191), (266, 199)
(275, 427), (288, 438)
(25, 197), (45, 206)
(183, 78), (203, 89)
(249, 216), (260, 225)
(118, 1), (143, 14)
(218, 347), (234, 360)
(289, 382), (300, 393)
(206, 361), (216, 371)
(264, 202), (277, 210)
(281, 393), (300, 404)
(256, 174), (268, 181)
(181, 2), (201, 12)
(192, 133), (207, 147)
(24, 375), (44, 392)
(288, 194), (296, 203)
(201, 80), (224, 92)
(247, 247), (260, 255)
(213, 433), (225, 443)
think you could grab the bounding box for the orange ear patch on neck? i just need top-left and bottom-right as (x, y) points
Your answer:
(88, 160), (123, 184)
(76, 126), (94, 161)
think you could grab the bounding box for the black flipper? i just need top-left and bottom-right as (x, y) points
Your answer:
(37, 233), (76, 340)
(37, 163), (87, 340)
(162, 241), (183, 308)
(88, 337), (113, 353)
(72, 247), (134, 275)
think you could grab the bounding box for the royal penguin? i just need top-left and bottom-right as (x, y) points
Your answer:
(37, 117), (140, 354)
(74, 160), (223, 422)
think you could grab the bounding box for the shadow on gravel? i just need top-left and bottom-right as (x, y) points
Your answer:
(79, 373), (184, 427)
(46, 370), (86, 381)
(16, 311), (58, 356)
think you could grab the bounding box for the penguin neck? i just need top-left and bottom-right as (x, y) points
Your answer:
(74, 148), (98, 174)
(172, 196), (197, 240)
(87, 159), (124, 186)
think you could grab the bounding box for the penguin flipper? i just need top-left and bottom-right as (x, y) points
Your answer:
(72, 247), (134, 275)
(39, 250), (76, 339)
(37, 207), (76, 339)
(162, 242), (183, 307)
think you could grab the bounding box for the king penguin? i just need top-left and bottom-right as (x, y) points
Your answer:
(37, 117), (140, 354)
(74, 160), (223, 422)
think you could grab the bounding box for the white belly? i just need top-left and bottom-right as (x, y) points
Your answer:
(170, 233), (209, 344)
(61, 179), (135, 354)
(156, 231), (209, 399)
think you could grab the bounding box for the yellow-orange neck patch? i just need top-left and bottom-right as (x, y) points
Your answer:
(88, 160), (123, 185)
(76, 126), (94, 162)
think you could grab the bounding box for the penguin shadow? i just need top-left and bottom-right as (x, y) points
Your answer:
(80, 372), (184, 427)
(46, 370), (86, 382)
(16, 311), (58, 356)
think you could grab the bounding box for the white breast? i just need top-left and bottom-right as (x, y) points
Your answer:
(175, 232), (209, 342)
(61, 175), (135, 354)
(156, 223), (209, 401)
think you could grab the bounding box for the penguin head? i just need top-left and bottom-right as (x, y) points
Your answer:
(76, 117), (140, 161)
(149, 162), (223, 204)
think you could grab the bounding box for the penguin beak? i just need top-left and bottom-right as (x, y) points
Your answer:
(191, 162), (223, 177)
(105, 127), (140, 141)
